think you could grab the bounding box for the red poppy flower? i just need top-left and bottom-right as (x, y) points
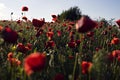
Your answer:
(116, 19), (120, 27)
(112, 50), (120, 58)
(53, 73), (64, 80)
(22, 6), (28, 11)
(2, 26), (18, 43)
(76, 40), (81, 45)
(45, 40), (55, 48)
(32, 18), (45, 27)
(57, 30), (61, 37)
(22, 16), (27, 21)
(81, 61), (92, 74)
(7, 52), (13, 59)
(51, 15), (57, 18)
(17, 43), (29, 53)
(76, 15), (97, 33)
(51, 15), (57, 22)
(0, 26), (3, 31)
(8, 58), (21, 66)
(24, 52), (46, 75)
(46, 31), (54, 40)
(111, 37), (120, 45)
(68, 41), (76, 48)
(87, 31), (94, 37)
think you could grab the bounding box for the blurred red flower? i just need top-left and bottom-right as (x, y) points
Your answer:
(81, 61), (92, 74)
(24, 52), (46, 75)
(2, 26), (18, 43)
(112, 50), (120, 58)
(22, 16), (27, 21)
(22, 6), (28, 11)
(57, 30), (61, 37)
(7, 52), (13, 59)
(87, 31), (94, 37)
(46, 31), (54, 40)
(111, 37), (120, 45)
(51, 15), (57, 18)
(76, 15), (97, 33)
(0, 26), (3, 31)
(68, 41), (76, 48)
(32, 18), (45, 27)
(8, 58), (21, 66)
(116, 19), (120, 27)
(17, 43), (30, 53)
(45, 40), (55, 48)
(51, 15), (57, 22)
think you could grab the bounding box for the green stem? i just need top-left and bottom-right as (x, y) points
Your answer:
(72, 53), (78, 80)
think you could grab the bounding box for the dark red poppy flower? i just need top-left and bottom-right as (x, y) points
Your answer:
(76, 40), (81, 45)
(24, 52), (46, 75)
(22, 6), (28, 11)
(16, 20), (21, 24)
(22, 16), (27, 21)
(81, 61), (92, 74)
(111, 37), (120, 45)
(17, 43), (29, 53)
(57, 30), (61, 37)
(51, 15), (57, 18)
(46, 31), (54, 40)
(116, 19), (120, 27)
(53, 73), (64, 80)
(45, 40), (55, 48)
(51, 15), (57, 22)
(2, 26), (18, 43)
(68, 41), (76, 48)
(76, 15), (97, 33)
(87, 31), (94, 37)
(32, 18), (45, 27)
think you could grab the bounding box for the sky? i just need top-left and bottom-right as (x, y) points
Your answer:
(0, 0), (120, 21)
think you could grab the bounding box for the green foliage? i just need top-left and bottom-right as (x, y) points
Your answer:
(58, 6), (81, 21)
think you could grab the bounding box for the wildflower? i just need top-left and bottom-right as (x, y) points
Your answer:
(24, 52), (46, 76)
(46, 31), (54, 40)
(45, 40), (55, 48)
(32, 18), (45, 27)
(17, 43), (29, 53)
(87, 31), (94, 37)
(22, 6), (28, 11)
(76, 15), (97, 33)
(51, 15), (57, 22)
(8, 58), (21, 66)
(7, 52), (13, 59)
(57, 30), (61, 37)
(112, 50), (120, 58)
(111, 37), (119, 45)
(116, 19), (120, 27)
(2, 26), (18, 43)
(22, 16), (27, 21)
(68, 41), (76, 48)
(0, 26), (3, 31)
(81, 61), (92, 74)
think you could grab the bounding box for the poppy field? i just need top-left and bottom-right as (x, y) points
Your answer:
(0, 6), (120, 80)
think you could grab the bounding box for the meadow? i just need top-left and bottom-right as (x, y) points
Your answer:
(0, 7), (120, 80)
